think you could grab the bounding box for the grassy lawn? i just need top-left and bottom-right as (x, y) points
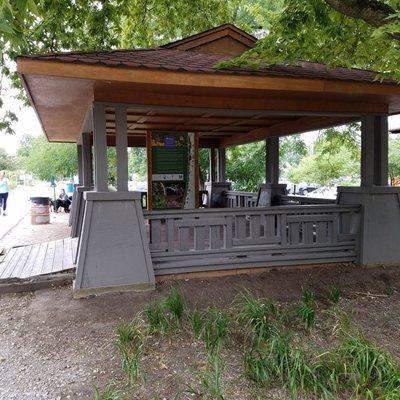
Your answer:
(94, 284), (400, 400)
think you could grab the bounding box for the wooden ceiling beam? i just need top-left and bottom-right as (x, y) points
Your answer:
(96, 98), (386, 117)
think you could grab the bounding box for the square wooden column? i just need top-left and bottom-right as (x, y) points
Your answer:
(361, 115), (388, 187)
(217, 147), (226, 182)
(82, 132), (93, 187)
(115, 105), (129, 192)
(209, 148), (218, 182)
(77, 144), (83, 185)
(266, 136), (279, 184)
(92, 103), (108, 192)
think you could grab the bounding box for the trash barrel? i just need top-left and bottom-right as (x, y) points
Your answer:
(30, 197), (50, 225)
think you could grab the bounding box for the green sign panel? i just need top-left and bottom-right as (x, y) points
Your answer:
(151, 132), (189, 209)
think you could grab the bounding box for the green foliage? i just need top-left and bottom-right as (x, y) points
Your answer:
(337, 333), (400, 398)
(226, 141), (265, 192)
(18, 134), (77, 181)
(115, 318), (145, 384)
(188, 308), (203, 338)
(93, 383), (126, 400)
(328, 284), (340, 306)
(146, 286), (186, 334)
(280, 135), (308, 179)
(165, 286), (186, 325)
(236, 290), (280, 341)
(201, 308), (231, 354)
(0, 147), (16, 171)
(226, 0), (400, 83)
(145, 299), (170, 336)
(128, 147), (147, 181)
(197, 353), (225, 400)
(389, 134), (400, 180)
(297, 288), (316, 329)
(100, 286), (400, 399)
(288, 124), (360, 186)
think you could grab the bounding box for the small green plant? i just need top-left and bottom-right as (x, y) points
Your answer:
(93, 383), (125, 400)
(115, 318), (145, 384)
(297, 287), (316, 329)
(236, 290), (280, 341)
(165, 286), (185, 325)
(201, 308), (231, 354)
(328, 284), (340, 305)
(338, 334), (400, 398)
(385, 286), (395, 296)
(188, 308), (203, 338)
(198, 353), (225, 399)
(146, 299), (170, 335)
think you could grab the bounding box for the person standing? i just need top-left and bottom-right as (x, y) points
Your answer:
(0, 171), (10, 216)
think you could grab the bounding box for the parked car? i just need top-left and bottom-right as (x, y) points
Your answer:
(305, 186), (337, 199)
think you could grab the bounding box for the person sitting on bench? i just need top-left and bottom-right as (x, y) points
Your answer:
(54, 189), (71, 213)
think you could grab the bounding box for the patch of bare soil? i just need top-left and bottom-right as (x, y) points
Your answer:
(0, 263), (399, 399)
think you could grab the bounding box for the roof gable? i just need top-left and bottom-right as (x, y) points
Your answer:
(161, 23), (257, 56)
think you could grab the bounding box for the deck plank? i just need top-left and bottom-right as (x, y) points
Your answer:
(41, 240), (56, 275)
(0, 248), (18, 278)
(52, 239), (64, 273)
(11, 245), (33, 279)
(30, 241), (49, 277)
(0, 237), (79, 282)
(20, 243), (42, 278)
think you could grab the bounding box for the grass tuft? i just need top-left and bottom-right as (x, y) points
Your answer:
(297, 287), (316, 329)
(93, 383), (126, 400)
(145, 299), (170, 335)
(115, 318), (145, 384)
(328, 284), (341, 305)
(236, 290), (280, 341)
(201, 308), (231, 354)
(188, 308), (203, 339)
(165, 286), (185, 325)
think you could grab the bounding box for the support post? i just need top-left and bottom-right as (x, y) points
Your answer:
(209, 148), (217, 183)
(77, 144), (83, 185)
(82, 132), (93, 187)
(263, 136), (286, 206)
(74, 103), (155, 297)
(217, 147), (226, 182)
(361, 115), (388, 186)
(115, 106), (129, 192)
(337, 115), (397, 266)
(92, 103), (108, 192)
(266, 136), (279, 184)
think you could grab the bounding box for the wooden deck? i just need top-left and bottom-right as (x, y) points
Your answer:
(0, 238), (78, 280)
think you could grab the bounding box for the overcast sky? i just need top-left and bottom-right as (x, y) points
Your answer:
(2, 83), (400, 155)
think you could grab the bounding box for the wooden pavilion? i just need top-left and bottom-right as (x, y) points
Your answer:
(17, 24), (400, 297)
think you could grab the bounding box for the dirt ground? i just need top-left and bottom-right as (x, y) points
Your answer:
(0, 263), (399, 399)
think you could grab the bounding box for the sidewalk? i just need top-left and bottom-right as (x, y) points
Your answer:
(0, 183), (70, 248)
(0, 186), (32, 242)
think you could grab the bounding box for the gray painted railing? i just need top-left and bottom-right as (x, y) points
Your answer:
(143, 204), (361, 275)
(280, 195), (336, 205)
(225, 190), (257, 208)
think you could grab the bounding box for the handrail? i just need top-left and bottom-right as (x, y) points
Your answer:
(143, 203), (359, 217)
(280, 195), (336, 205)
